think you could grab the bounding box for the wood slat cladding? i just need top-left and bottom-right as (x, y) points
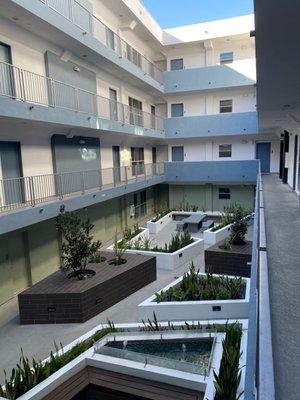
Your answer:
(42, 369), (89, 400)
(18, 252), (156, 324)
(88, 367), (203, 400)
(39, 366), (203, 400)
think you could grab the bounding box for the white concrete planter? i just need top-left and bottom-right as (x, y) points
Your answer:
(203, 223), (232, 245)
(1, 320), (247, 400)
(120, 237), (204, 271)
(147, 212), (173, 234)
(107, 228), (148, 251)
(138, 273), (250, 322)
(147, 211), (213, 235)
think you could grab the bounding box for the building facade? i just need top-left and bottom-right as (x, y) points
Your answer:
(0, 0), (293, 305)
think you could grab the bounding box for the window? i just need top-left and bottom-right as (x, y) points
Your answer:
(129, 97), (143, 126)
(131, 147), (144, 175)
(172, 146), (184, 162)
(219, 144), (232, 158)
(220, 52), (233, 64)
(134, 190), (147, 218)
(220, 99), (233, 113)
(170, 58), (183, 71)
(171, 103), (184, 117)
(219, 188), (231, 200)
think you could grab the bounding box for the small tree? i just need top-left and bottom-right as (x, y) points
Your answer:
(56, 207), (101, 279)
(226, 203), (251, 245)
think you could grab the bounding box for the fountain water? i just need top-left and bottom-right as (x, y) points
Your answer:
(123, 339), (128, 350)
(182, 343), (186, 360)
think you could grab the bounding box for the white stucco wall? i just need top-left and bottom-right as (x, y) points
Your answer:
(167, 87), (256, 117)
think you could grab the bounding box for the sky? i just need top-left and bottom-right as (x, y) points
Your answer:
(141, 0), (254, 29)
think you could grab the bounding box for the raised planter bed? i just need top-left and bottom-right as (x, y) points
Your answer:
(147, 211), (221, 236)
(203, 223), (232, 245)
(138, 273), (250, 322)
(205, 240), (252, 277)
(18, 252), (156, 324)
(0, 320), (248, 400)
(107, 227), (204, 271)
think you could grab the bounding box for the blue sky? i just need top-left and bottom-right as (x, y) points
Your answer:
(142, 0), (254, 28)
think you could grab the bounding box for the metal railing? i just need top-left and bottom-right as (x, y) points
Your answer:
(0, 162), (164, 213)
(38, 0), (163, 83)
(244, 172), (275, 399)
(0, 61), (164, 131)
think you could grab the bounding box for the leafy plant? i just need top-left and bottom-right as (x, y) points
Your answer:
(154, 263), (245, 302)
(55, 207), (101, 279)
(213, 323), (243, 400)
(113, 234), (127, 265)
(227, 203), (251, 245)
(0, 324), (117, 400)
(219, 240), (232, 251)
(141, 236), (153, 250)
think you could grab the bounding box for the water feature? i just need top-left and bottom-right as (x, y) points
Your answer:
(105, 338), (212, 370)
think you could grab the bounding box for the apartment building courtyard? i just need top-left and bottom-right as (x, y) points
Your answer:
(0, 0), (299, 399)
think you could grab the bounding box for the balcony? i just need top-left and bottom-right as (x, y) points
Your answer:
(165, 160), (259, 184)
(164, 64), (255, 94)
(0, 162), (165, 234)
(4, 0), (163, 91)
(0, 61), (164, 136)
(165, 112), (258, 138)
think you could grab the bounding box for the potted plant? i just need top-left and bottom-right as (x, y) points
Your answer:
(56, 207), (101, 280)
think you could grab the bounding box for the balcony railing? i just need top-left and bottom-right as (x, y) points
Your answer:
(38, 0), (163, 83)
(0, 61), (164, 131)
(244, 172), (275, 399)
(0, 162), (164, 213)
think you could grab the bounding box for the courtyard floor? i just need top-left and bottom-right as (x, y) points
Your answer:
(0, 214), (253, 383)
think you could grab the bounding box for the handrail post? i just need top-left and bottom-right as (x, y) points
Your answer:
(56, 173), (63, 200)
(80, 171), (85, 194)
(75, 87), (79, 112)
(19, 68), (26, 102)
(50, 78), (56, 107)
(29, 176), (36, 207)
(99, 169), (102, 190)
(125, 166), (128, 185)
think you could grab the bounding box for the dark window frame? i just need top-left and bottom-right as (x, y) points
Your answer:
(219, 187), (231, 200)
(220, 52), (234, 64)
(171, 103), (184, 117)
(219, 99), (233, 113)
(219, 144), (232, 158)
(170, 58), (184, 71)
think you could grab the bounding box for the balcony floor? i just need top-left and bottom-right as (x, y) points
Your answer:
(262, 174), (300, 400)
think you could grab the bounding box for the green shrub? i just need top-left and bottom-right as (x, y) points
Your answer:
(55, 207), (101, 279)
(154, 264), (245, 302)
(0, 325), (116, 400)
(213, 323), (243, 400)
(113, 234), (127, 265)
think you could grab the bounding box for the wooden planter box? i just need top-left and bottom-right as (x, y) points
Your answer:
(205, 240), (252, 277)
(18, 252), (156, 324)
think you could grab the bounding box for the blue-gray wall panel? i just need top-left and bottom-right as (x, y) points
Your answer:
(165, 112), (258, 138)
(164, 66), (255, 94)
(0, 96), (164, 139)
(165, 161), (259, 184)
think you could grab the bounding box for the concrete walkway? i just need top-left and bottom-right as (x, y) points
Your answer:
(0, 261), (201, 383)
(262, 174), (300, 400)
